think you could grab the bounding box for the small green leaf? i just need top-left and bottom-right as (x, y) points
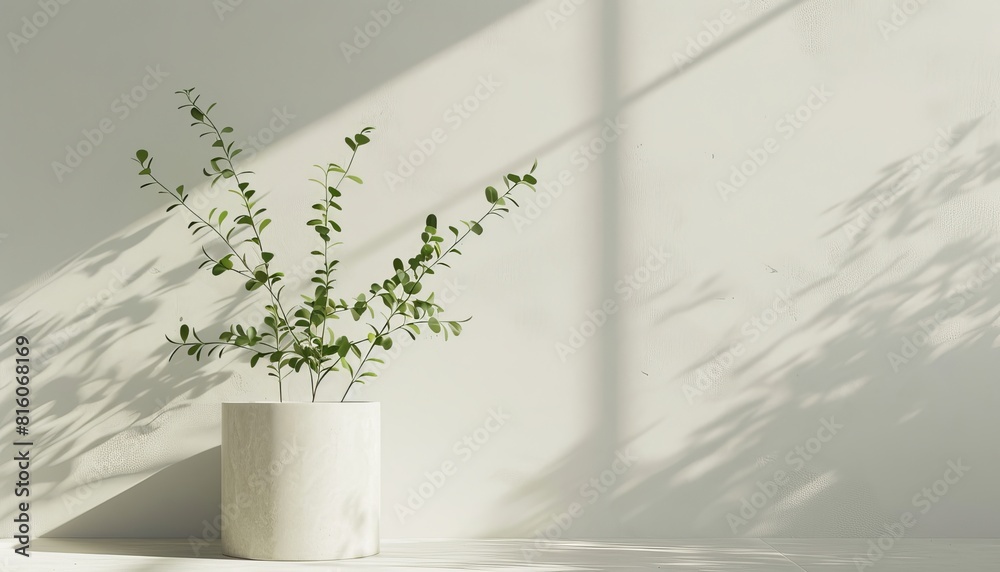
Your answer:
(345, 137), (357, 151)
(136, 149), (149, 163)
(191, 108), (204, 121)
(471, 222), (483, 235)
(180, 324), (189, 342)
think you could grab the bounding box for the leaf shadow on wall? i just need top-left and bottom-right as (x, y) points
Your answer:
(493, 113), (1000, 542)
(1, 0), (534, 540)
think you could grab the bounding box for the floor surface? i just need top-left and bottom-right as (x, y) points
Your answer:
(3, 538), (998, 570)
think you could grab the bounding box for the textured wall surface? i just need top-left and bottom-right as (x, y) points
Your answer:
(2, 0), (1000, 541)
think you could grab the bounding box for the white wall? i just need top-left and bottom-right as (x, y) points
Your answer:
(2, 0), (1000, 541)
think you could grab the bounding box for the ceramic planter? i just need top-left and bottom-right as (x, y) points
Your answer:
(221, 402), (380, 560)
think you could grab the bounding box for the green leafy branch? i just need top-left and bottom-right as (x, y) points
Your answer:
(136, 89), (310, 399)
(323, 161), (539, 402)
(136, 88), (539, 402)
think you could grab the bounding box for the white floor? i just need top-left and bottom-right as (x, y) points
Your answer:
(4, 538), (999, 570)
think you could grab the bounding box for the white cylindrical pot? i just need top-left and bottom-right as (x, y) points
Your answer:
(221, 402), (380, 561)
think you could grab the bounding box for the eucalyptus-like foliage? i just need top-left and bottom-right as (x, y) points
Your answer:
(135, 88), (538, 402)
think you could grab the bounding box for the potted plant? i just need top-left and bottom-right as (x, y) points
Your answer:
(133, 88), (538, 560)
